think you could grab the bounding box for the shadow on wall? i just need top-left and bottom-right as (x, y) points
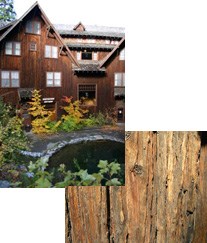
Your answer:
(198, 131), (207, 146)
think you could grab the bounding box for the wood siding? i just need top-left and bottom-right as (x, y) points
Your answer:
(0, 9), (73, 106)
(66, 132), (207, 243)
(0, 6), (125, 117)
(71, 47), (125, 114)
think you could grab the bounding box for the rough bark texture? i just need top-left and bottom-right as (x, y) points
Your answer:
(65, 132), (207, 243)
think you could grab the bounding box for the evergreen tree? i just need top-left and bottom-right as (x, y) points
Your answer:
(0, 0), (16, 22)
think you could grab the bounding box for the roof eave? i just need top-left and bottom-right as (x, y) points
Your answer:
(99, 37), (125, 68)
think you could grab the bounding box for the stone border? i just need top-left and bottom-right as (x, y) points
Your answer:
(20, 134), (124, 159)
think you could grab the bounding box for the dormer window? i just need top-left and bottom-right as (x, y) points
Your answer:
(5, 42), (21, 56)
(26, 21), (41, 34)
(82, 51), (92, 60)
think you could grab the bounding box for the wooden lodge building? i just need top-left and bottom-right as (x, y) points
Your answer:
(0, 2), (125, 122)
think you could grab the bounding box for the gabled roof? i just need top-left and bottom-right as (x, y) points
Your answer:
(99, 37), (125, 68)
(0, 1), (80, 67)
(73, 22), (86, 31)
(55, 24), (125, 38)
(0, 20), (17, 31)
(73, 61), (105, 73)
(65, 42), (116, 50)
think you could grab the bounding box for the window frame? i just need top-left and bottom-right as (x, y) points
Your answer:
(29, 42), (37, 51)
(5, 41), (21, 56)
(119, 48), (125, 60)
(114, 72), (125, 87)
(25, 20), (41, 35)
(93, 51), (98, 61)
(81, 51), (92, 60)
(46, 72), (61, 87)
(1, 70), (20, 88)
(78, 84), (97, 106)
(77, 51), (81, 60)
(45, 45), (58, 59)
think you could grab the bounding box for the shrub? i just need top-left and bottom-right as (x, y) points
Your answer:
(0, 100), (28, 166)
(28, 90), (55, 134)
(60, 96), (88, 131)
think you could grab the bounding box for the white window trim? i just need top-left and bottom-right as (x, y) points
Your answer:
(46, 72), (61, 87)
(30, 42), (37, 51)
(1, 70), (20, 88)
(5, 42), (21, 56)
(77, 51), (81, 60)
(114, 72), (125, 87)
(45, 45), (58, 59)
(119, 48), (125, 60)
(93, 52), (98, 61)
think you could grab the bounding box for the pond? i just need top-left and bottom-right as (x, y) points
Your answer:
(48, 140), (125, 184)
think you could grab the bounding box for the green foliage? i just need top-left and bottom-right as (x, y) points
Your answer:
(27, 90), (117, 134)
(59, 96), (88, 131)
(0, 0), (16, 22)
(20, 157), (53, 188)
(17, 157), (123, 188)
(0, 100), (28, 166)
(0, 98), (11, 125)
(83, 112), (106, 127)
(28, 90), (55, 134)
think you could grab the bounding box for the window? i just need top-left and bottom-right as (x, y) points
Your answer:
(26, 21), (41, 34)
(114, 73), (125, 86)
(30, 42), (37, 51)
(5, 42), (21, 56)
(119, 48), (125, 60)
(45, 45), (58, 58)
(77, 51), (81, 60)
(81, 51), (92, 60)
(93, 52), (98, 60)
(114, 73), (125, 99)
(78, 84), (96, 106)
(1, 71), (20, 88)
(46, 72), (61, 87)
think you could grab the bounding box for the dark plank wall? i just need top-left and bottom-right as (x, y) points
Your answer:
(0, 8), (125, 115)
(0, 11), (73, 104)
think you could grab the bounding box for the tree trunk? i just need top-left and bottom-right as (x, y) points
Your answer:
(65, 132), (207, 243)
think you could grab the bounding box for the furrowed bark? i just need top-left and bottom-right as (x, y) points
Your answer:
(65, 132), (207, 242)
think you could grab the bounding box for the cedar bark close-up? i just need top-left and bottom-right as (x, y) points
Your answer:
(65, 132), (207, 243)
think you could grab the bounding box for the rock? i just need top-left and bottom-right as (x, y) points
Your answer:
(0, 180), (10, 188)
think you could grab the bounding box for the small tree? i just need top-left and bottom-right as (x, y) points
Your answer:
(0, 0), (16, 22)
(60, 96), (88, 131)
(0, 100), (28, 166)
(28, 90), (54, 134)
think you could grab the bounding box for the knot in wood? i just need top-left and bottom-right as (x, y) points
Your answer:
(131, 164), (143, 176)
(125, 131), (132, 140)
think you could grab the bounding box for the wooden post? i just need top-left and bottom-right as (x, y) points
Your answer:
(65, 132), (207, 242)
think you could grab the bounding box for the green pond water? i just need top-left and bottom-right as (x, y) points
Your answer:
(48, 140), (125, 183)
